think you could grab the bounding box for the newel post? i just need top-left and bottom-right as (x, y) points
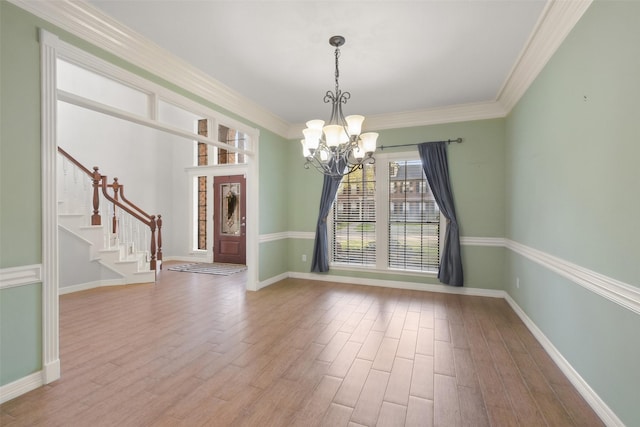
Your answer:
(111, 177), (121, 234)
(149, 215), (157, 271)
(156, 214), (163, 269)
(91, 167), (102, 225)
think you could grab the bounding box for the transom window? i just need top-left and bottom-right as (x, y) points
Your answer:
(331, 154), (441, 273)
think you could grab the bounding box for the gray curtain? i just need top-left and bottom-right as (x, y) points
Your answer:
(311, 162), (344, 272)
(418, 141), (463, 286)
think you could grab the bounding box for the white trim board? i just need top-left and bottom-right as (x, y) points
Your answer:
(58, 279), (126, 295)
(7, 0), (289, 137)
(7, 0), (592, 138)
(257, 231), (316, 243)
(504, 294), (624, 427)
(162, 255), (212, 264)
(2, 269), (620, 425)
(0, 371), (43, 405)
(255, 270), (620, 426)
(287, 271), (505, 298)
(261, 233), (509, 246)
(460, 237), (506, 247)
(505, 239), (640, 316)
(0, 264), (42, 290)
(40, 28), (61, 387)
(258, 232), (640, 316)
(496, 0), (593, 112)
(256, 272), (289, 291)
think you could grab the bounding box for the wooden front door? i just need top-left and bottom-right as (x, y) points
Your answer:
(213, 175), (246, 264)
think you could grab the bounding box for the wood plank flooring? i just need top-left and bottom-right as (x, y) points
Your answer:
(1, 264), (604, 426)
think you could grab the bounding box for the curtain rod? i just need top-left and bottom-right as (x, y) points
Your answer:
(378, 138), (463, 151)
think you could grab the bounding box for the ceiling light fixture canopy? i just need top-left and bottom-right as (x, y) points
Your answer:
(301, 35), (378, 179)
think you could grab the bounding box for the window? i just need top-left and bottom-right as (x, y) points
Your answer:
(331, 154), (441, 273)
(332, 164), (376, 265)
(216, 125), (248, 165)
(191, 122), (249, 252)
(388, 160), (440, 271)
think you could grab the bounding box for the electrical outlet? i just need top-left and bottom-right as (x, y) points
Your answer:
(516, 277), (520, 289)
(302, 254), (307, 262)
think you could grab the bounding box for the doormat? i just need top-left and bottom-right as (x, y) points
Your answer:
(167, 263), (247, 276)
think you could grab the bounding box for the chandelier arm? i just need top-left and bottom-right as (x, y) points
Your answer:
(324, 91), (336, 104)
(304, 158), (343, 179)
(303, 149), (376, 180)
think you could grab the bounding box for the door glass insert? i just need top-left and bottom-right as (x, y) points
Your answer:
(221, 183), (241, 235)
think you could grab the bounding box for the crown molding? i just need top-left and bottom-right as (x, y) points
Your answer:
(9, 0), (591, 140)
(496, 0), (593, 112)
(287, 101), (507, 140)
(288, 0), (593, 139)
(8, 0), (290, 137)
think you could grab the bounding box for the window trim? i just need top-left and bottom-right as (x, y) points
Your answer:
(329, 151), (445, 276)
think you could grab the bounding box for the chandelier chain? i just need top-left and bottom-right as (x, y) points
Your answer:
(334, 45), (340, 96)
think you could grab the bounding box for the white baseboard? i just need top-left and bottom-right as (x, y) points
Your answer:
(2, 265), (619, 425)
(43, 360), (60, 384)
(255, 269), (505, 298)
(287, 271), (505, 298)
(256, 272), (289, 291)
(162, 255), (210, 264)
(0, 371), (43, 404)
(503, 294), (623, 427)
(257, 270), (618, 426)
(58, 279), (125, 295)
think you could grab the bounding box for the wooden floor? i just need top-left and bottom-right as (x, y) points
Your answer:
(1, 264), (603, 426)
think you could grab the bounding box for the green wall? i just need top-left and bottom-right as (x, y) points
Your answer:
(0, 285), (42, 385)
(0, 1), (290, 387)
(0, 2), (43, 268)
(259, 240), (289, 283)
(258, 129), (291, 235)
(505, 1), (640, 425)
(1, 1), (45, 386)
(287, 118), (506, 290)
(2, 0), (638, 423)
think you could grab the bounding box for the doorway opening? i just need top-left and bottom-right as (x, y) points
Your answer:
(40, 28), (261, 388)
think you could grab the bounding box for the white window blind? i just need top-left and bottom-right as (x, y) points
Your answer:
(332, 164), (376, 265)
(388, 160), (440, 272)
(331, 156), (441, 273)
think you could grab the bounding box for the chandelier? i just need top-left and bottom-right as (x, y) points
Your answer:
(301, 35), (378, 179)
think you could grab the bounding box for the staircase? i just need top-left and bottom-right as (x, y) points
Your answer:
(57, 147), (162, 288)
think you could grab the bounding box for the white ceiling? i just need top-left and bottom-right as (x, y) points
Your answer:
(86, 0), (548, 126)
